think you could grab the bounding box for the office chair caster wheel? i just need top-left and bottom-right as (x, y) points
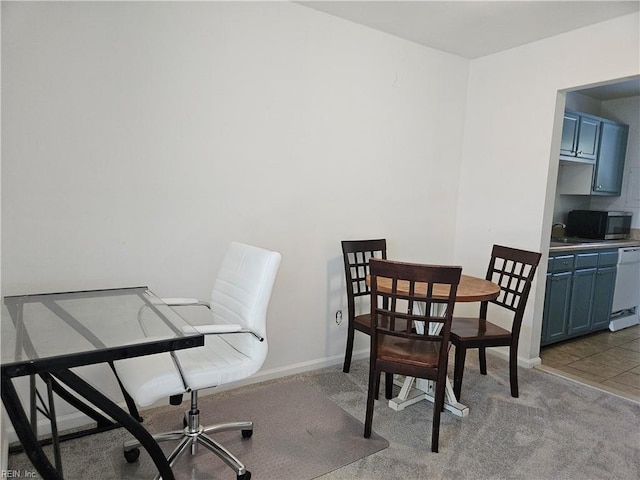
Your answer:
(241, 429), (253, 439)
(124, 447), (140, 463)
(238, 471), (251, 480)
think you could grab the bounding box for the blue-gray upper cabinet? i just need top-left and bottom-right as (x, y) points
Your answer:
(560, 111), (600, 162)
(592, 120), (629, 196)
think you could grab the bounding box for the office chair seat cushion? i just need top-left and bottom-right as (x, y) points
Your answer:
(175, 334), (265, 391)
(115, 351), (188, 407)
(115, 335), (265, 407)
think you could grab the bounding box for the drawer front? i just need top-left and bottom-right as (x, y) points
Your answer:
(575, 252), (598, 269)
(598, 250), (618, 267)
(551, 254), (574, 272)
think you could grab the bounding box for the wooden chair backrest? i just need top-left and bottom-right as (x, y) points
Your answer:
(369, 258), (462, 365)
(341, 239), (387, 317)
(484, 244), (542, 336)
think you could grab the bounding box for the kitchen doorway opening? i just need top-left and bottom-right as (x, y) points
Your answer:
(539, 75), (640, 403)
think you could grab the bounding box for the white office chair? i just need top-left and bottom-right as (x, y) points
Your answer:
(114, 242), (281, 480)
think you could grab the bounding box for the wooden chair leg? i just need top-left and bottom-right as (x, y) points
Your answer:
(384, 373), (393, 399)
(453, 345), (467, 400)
(364, 367), (377, 438)
(431, 374), (446, 453)
(509, 346), (519, 398)
(374, 371), (381, 400)
(479, 347), (487, 375)
(343, 328), (355, 373)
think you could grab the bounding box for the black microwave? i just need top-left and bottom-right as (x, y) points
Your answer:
(566, 210), (632, 240)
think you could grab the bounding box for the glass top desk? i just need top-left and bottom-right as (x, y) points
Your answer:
(1, 286), (204, 480)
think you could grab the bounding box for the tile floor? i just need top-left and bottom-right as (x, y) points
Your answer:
(539, 324), (640, 402)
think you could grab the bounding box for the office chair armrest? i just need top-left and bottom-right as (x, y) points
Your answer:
(185, 324), (242, 334)
(181, 324), (265, 341)
(161, 298), (211, 309)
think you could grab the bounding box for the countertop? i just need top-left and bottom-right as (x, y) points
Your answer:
(549, 238), (640, 252)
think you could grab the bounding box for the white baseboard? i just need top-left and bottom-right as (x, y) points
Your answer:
(195, 349), (369, 397)
(485, 346), (541, 368)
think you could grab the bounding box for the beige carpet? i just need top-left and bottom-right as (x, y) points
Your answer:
(9, 378), (388, 479)
(8, 356), (640, 479)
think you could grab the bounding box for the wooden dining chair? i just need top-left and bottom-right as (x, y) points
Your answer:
(341, 239), (387, 374)
(364, 258), (462, 453)
(450, 245), (541, 400)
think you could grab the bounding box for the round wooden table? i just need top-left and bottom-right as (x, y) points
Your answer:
(370, 274), (500, 303)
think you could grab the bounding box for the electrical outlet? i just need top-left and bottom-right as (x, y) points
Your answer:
(335, 310), (343, 325)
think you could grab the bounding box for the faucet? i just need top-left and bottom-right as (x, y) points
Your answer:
(551, 223), (566, 239)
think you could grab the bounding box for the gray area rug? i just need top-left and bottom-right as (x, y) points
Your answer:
(8, 354), (640, 479)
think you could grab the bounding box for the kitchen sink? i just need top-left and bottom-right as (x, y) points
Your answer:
(551, 237), (584, 244)
(550, 237), (611, 246)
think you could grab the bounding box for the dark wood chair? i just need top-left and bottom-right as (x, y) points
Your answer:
(450, 245), (542, 400)
(364, 258), (462, 453)
(341, 239), (387, 374)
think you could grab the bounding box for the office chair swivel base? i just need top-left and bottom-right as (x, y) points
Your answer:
(123, 393), (253, 480)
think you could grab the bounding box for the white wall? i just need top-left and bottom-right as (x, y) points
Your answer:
(3, 2), (639, 437)
(1, 1), (469, 428)
(455, 13), (639, 364)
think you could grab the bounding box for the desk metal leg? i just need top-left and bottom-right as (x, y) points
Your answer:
(51, 369), (175, 480)
(43, 375), (63, 474)
(44, 373), (115, 429)
(29, 375), (37, 437)
(1, 375), (63, 480)
(26, 374), (63, 472)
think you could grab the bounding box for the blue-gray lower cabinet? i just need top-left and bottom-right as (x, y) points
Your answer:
(591, 265), (617, 330)
(542, 270), (572, 344)
(568, 267), (596, 336)
(541, 249), (617, 346)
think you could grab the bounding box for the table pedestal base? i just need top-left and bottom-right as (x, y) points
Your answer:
(388, 376), (469, 417)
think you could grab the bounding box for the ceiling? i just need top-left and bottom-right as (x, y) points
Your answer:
(575, 77), (640, 101)
(298, 1), (640, 99)
(299, 1), (639, 59)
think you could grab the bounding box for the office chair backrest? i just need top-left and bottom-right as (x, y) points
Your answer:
(210, 241), (282, 362)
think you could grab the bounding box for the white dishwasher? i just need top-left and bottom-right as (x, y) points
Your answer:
(609, 246), (640, 332)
